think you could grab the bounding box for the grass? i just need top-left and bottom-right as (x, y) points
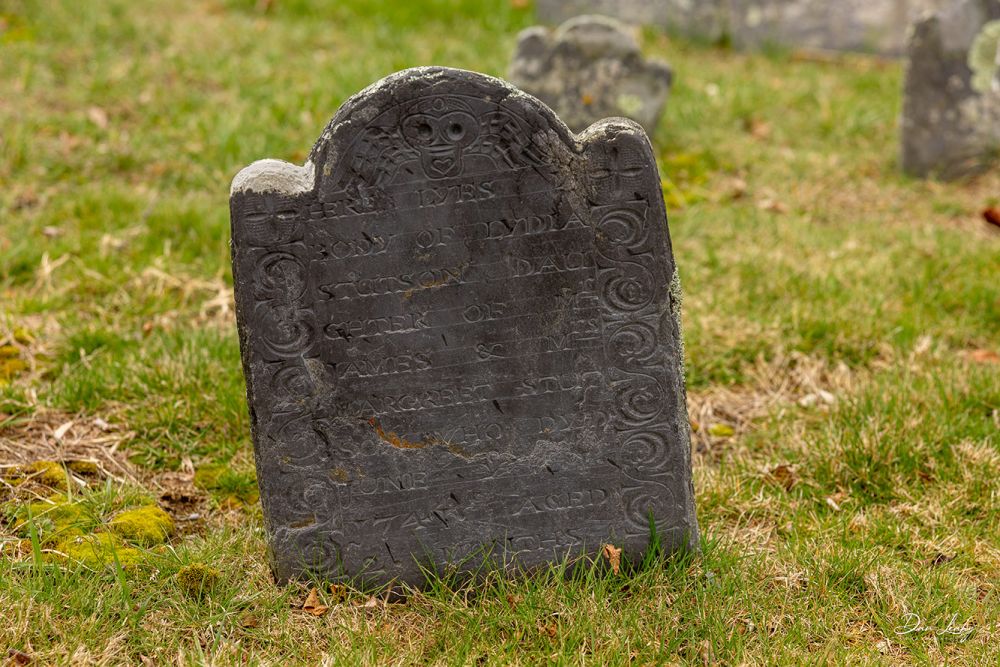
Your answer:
(1, 0), (999, 663)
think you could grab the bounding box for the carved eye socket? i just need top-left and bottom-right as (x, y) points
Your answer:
(440, 111), (479, 147)
(402, 114), (437, 146)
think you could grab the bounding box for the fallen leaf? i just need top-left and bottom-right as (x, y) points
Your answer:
(42, 226), (61, 238)
(539, 620), (558, 638)
(757, 198), (789, 214)
(87, 106), (109, 129)
(728, 177), (748, 199)
(983, 207), (1000, 228)
(964, 349), (1000, 364)
(825, 496), (841, 512)
(6, 649), (32, 666)
(602, 543), (622, 575)
(302, 587), (329, 616)
(363, 596), (380, 609)
(928, 552), (955, 567)
(239, 612), (259, 628)
(689, 418), (700, 433)
(53, 420), (74, 441)
(766, 464), (797, 491)
(506, 593), (521, 609)
(139, 655), (155, 667)
(744, 117), (772, 140)
(581, 93), (594, 106)
(510, 0), (531, 7)
(707, 423), (735, 437)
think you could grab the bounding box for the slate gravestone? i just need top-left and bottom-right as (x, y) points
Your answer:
(508, 15), (673, 135)
(901, 0), (1000, 178)
(230, 67), (698, 587)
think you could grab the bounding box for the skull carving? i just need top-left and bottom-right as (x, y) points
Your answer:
(401, 98), (480, 179)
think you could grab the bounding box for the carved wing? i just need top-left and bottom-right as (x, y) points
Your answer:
(342, 125), (419, 189)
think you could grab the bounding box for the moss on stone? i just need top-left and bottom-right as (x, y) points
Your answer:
(53, 532), (142, 569)
(108, 505), (174, 546)
(176, 562), (221, 598)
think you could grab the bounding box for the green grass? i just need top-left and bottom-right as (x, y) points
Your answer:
(2, 0), (999, 664)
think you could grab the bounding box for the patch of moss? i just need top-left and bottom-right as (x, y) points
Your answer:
(67, 460), (100, 476)
(108, 505), (174, 546)
(53, 532), (142, 569)
(11, 494), (92, 544)
(0, 345), (28, 384)
(176, 562), (221, 598)
(194, 463), (259, 504)
(24, 460), (70, 491)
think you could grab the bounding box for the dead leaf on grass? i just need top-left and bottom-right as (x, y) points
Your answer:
(302, 587), (329, 616)
(766, 464), (797, 491)
(927, 552), (955, 567)
(53, 420), (74, 441)
(86, 106), (109, 129)
(757, 198), (789, 214)
(6, 649), (32, 666)
(239, 612), (260, 628)
(744, 117), (772, 140)
(602, 543), (622, 575)
(964, 349), (1000, 364)
(983, 207), (1000, 228)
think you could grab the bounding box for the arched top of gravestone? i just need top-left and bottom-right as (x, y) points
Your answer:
(231, 67), (656, 205)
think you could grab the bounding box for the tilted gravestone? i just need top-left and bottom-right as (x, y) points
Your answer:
(230, 67), (698, 587)
(508, 15), (673, 136)
(901, 0), (1000, 179)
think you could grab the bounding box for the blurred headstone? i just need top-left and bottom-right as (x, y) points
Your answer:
(508, 15), (673, 135)
(536, 0), (956, 55)
(230, 67), (699, 587)
(901, 0), (1000, 178)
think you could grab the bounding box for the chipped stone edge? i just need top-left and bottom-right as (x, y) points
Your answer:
(230, 158), (315, 197)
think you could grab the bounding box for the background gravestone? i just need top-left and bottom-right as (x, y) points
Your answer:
(536, 0), (952, 55)
(230, 67), (698, 587)
(508, 15), (673, 135)
(901, 0), (1000, 178)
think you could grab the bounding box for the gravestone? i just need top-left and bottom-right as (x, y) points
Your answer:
(536, 0), (727, 42)
(536, 0), (952, 55)
(508, 15), (674, 135)
(901, 0), (1000, 178)
(230, 67), (698, 587)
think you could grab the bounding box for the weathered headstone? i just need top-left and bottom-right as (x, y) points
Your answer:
(536, 0), (727, 42)
(536, 0), (953, 55)
(901, 0), (1000, 178)
(230, 67), (698, 587)
(508, 15), (673, 135)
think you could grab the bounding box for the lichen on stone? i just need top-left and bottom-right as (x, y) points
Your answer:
(176, 562), (221, 598)
(969, 20), (1000, 95)
(108, 505), (174, 546)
